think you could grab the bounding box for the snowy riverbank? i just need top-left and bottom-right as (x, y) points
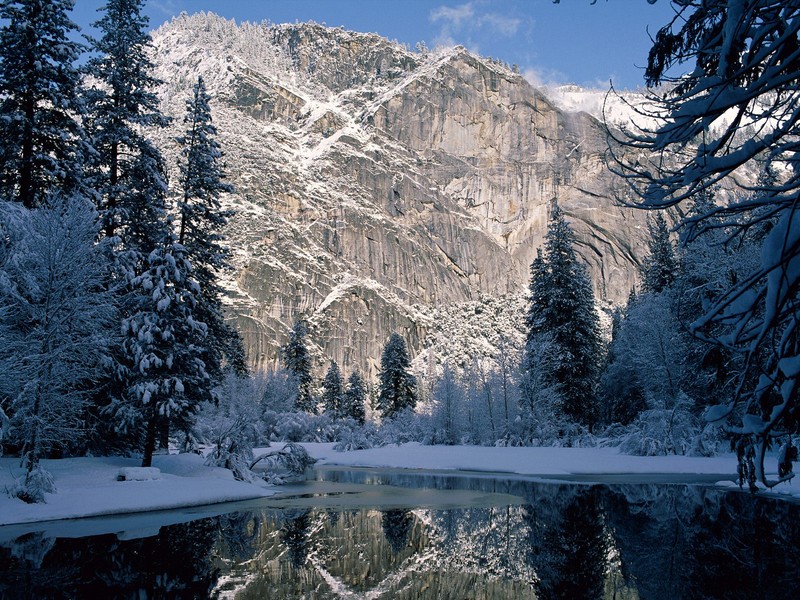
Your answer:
(0, 453), (274, 526)
(1, 443), (798, 527)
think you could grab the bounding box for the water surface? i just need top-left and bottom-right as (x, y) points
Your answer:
(1, 468), (798, 599)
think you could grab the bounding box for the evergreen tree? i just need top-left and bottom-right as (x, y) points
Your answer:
(281, 320), (316, 413)
(0, 0), (86, 208)
(321, 361), (343, 420)
(83, 0), (168, 244)
(120, 228), (209, 467)
(640, 212), (677, 294)
(342, 371), (366, 424)
(377, 332), (417, 420)
(524, 204), (602, 428)
(83, 0), (175, 452)
(177, 76), (247, 381)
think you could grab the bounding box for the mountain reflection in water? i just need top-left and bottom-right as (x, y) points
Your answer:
(1, 470), (799, 599)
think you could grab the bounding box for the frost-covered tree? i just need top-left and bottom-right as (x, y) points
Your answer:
(197, 373), (261, 481)
(0, 0), (86, 208)
(430, 363), (464, 445)
(281, 320), (316, 413)
(117, 229), (209, 467)
(641, 212), (677, 294)
(259, 368), (298, 413)
(608, 0), (800, 487)
(0, 197), (115, 497)
(377, 332), (417, 420)
(523, 204), (602, 428)
(83, 0), (168, 243)
(177, 76), (246, 381)
(341, 371), (367, 424)
(321, 361), (343, 420)
(519, 332), (564, 445)
(599, 304), (647, 426)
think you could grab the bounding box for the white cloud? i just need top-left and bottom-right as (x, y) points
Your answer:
(523, 66), (568, 88)
(150, 0), (182, 16)
(430, 2), (476, 29)
(481, 13), (521, 37)
(429, 1), (522, 47)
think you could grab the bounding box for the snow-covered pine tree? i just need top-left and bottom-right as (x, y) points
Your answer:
(342, 371), (366, 424)
(0, 0), (86, 208)
(377, 332), (417, 420)
(281, 320), (316, 413)
(524, 204), (602, 428)
(321, 361), (343, 420)
(0, 197), (115, 499)
(640, 212), (677, 294)
(177, 76), (247, 382)
(82, 0), (177, 453)
(121, 227), (209, 467)
(83, 0), (169, 243)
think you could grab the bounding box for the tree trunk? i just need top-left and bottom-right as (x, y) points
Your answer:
(142, 412), (158, 467)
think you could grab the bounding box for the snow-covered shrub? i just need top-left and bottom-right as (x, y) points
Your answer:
(0, 406), (8, 456)
(196, 374), (264, 481)
(251, 442), (316, 484)
(333, 420), (378, 451)
(619, 407), (711, 456)
(203, 414), (260, 482)
(376, 409), (427, 446)
(331, 417), (375, 447)
(9, 464), (56, 504)
(261, 411), (335, 443)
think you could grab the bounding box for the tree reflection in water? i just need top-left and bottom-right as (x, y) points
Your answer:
(2, 475), (800, 599)
(381, 509), (413, 554)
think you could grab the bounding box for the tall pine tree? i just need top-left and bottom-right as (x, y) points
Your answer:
(84, 0), (189, 458)
(640, 212), (677, 294)
(321, 361), (343, 420)
(177, 76), (247, 381)
(342, 371), (367, 424)
(377, 332), (417, 420)
(281, 320), (316, 413)
(83, 0), (169, 246)
(0, 0), (86, 208)
(122, 228), (209, 467)
(524, 204), (602, 428)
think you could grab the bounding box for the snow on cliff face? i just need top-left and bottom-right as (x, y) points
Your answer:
(150, 12), (650, 377)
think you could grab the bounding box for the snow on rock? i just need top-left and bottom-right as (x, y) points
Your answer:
(147, 12), (652, 377)
(117, 467), (162, 482)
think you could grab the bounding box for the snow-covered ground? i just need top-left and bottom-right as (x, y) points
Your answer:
(303, 443), (800, 500)
(306, 442), (741, 477)
(1, 444), (797, 528)
(0, 454), (274, 527)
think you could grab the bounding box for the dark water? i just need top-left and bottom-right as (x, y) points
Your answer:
(1, 468), (799, 599)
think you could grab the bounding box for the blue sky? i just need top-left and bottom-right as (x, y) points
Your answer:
(71, 0), (678, 90)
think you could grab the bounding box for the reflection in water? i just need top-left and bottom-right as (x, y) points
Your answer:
(381, 509), (413, 554)
(2, 472), (800, 599)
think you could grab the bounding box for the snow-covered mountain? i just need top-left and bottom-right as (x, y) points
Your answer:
(150, 13), (650, 376)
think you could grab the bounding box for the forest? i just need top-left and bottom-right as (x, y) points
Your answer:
(0, 0), (798, 503)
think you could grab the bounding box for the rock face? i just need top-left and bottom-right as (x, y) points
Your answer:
(151, 13), (648, 377)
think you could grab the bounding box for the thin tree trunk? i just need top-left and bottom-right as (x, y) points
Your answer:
(142, 411), (158, 467)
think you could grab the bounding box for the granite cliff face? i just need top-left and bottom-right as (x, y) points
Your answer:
(151, 13), (647, 376)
